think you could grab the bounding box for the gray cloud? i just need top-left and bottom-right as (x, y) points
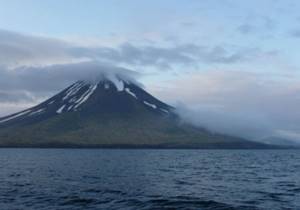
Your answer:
(0, 91), (36, 103)
(263, 16), (277, 31)
(0, 30), (269, 111)
(0, 30), (267, 70)
(0, 29), (268, 106)
(150, 70), (300, 142)
(290, 29), (300, 38)
(0, 29), (78, 68)
(176, 104), (274, 140)
(237, 24), (256, 34)
(72, 43), (264, 70)
(237, 16), (276, 36)
(0, 62), (140, 111)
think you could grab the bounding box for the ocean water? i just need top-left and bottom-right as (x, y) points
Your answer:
(0, 149), (299, 210)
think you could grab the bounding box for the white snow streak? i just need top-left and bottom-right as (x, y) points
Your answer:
(29, 108), (45, 116)
(74, 84), (98, 109)
(56, 105), (66, 114)
(160, 108), (169, 113)
(0, 110), (31, 123)
(143, 101), (157, 109)
(63, 82), (84, 101)
(69, 97), (77, 103)
(125, 88), (137, 99)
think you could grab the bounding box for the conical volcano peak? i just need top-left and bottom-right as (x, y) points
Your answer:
(64, 77), (173, 113)
(0, 66), (270, 149)
(0, 74), (174, 126)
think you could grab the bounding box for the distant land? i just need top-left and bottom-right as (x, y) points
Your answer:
(261, 136), (300, 148)
(0, 74), (279, 149)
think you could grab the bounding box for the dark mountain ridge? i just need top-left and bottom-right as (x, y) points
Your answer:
(0, 76), (273, 149)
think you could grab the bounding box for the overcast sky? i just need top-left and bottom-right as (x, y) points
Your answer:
(0, 0), (300, 141)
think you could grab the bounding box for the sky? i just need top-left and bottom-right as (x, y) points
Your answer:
(0, 0), (300, 141)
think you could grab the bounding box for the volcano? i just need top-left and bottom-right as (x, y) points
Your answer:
(0, 75), (269, 148)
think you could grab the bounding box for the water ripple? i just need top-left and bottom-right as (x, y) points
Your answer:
(0, 149), (299, 210)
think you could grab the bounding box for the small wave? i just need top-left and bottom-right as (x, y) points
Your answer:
(288, 188), (300, 193)
(59, 195), (97, 206)
(115, 195), (253, 210)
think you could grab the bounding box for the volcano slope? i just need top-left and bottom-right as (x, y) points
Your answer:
(0, 77), (270, 149)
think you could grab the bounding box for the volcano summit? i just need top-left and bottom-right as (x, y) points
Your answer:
(0, 74), (268, 148)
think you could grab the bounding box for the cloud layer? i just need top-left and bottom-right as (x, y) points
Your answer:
(0, 29), (77, 68)
(0, 30), (299, 143)
(0, 29), (269, 109)
(0, 61), (140, 116)
(150, 70), (300, 142)
(0, 29), (270, 70)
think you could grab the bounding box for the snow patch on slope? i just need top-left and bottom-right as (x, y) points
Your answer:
(125, 88), (137, 99)
(160, 108), (169, 114)
(69, 97), (77, 103)
(29, 108), (45, 116)
(74, 84), (98, 109)
(63, 81), (84, 101)
(56, 105), (66, 114)
(143, 101), (157, 109)
(0, 110), (31, 123)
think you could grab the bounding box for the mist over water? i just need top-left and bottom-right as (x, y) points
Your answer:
(1, 149), (299, 210)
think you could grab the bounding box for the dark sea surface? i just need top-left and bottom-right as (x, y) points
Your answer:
(0, 149), (299, 210)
